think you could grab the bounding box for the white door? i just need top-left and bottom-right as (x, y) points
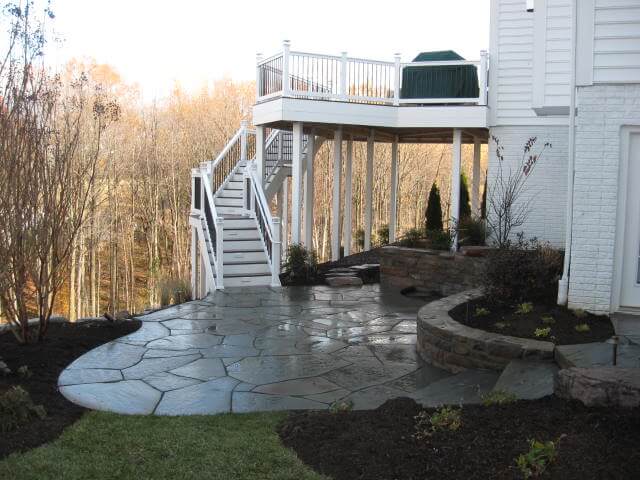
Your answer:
(620, 132), (640, 308)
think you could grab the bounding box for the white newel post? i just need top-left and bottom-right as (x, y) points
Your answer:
(364, 129), (374, 251)
(343, 136), (353, 256)
(304, 131), (315, 249)
(282, 40), (291, 97)
(256, 53), (263, 100)
(393, 53), (401, 106)
(215, 217), (225, 289)
(450, 129), (462, 252)
(479, 50), (488, 106)
(255, 125), (265, 184)
(340, 52), (348, 100)
(472, 137), (482, 216)
(389, 135), (399, 243)
(291, 121), (303, 244)
(271, 217), (282, 286)
(331, 127), (343, 261)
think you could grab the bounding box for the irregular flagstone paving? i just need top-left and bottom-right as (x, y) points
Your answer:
(59, 284), (500, 415)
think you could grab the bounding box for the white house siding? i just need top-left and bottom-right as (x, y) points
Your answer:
(490, 0), (570, 125)
(593, 0), (640, 83)
(568, 84), (640, 313)
(540, 0), (572, 108)
(487, 126), (568, 247)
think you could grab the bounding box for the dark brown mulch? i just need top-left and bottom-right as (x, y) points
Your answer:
(278, 396), (640, 480)
(281, 248), (383, 286)
(0, 320), (141, 459)
(449, 297), (614, 345)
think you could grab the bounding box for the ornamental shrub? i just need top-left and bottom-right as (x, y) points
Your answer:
(460, 173), (471, 220)
(484, 234), (563, 305)
(425, 183), (443, 232)
(0, 386), (46, 432)
(283, 244), (317, 282)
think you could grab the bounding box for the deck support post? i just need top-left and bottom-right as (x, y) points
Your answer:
(331, 127), (343, 261)
(364, 129), (374, 251)
(291, 121), (303, 245)
(303, 131), (315, 249)
(191, 227), (197, 297)
(389, 135), (399, 243)
(255, 125), (265, 185)
(450, 128), (462, 252)
(343, 136), (353, 256)
(472, 136), (482, 216)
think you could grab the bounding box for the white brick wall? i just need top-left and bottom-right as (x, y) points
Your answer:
(487, 126), (569, 247)
(568, 84), (640, 314)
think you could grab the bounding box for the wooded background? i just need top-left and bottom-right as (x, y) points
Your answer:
(5, 60), (486, 321)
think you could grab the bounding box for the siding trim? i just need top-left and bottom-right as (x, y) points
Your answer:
(576, 0), (595, 86)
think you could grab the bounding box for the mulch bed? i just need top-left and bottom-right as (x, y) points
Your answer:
(449, 297), (614, 345)
(0, 320), (140, 459)
(279, 396), (640, 480)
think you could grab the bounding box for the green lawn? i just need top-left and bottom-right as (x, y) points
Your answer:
(0, 411), (327, 480)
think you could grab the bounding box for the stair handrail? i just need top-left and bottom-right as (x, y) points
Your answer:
(200, 164), (224, 289)
(245, 160), (281, 287)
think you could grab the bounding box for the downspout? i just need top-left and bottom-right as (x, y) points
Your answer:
(557, 0), (578, 306)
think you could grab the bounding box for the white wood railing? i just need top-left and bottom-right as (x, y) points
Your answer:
(256, 41), (488, 106)
(243, 161), (281, 287)
(191, 167), (224, 290)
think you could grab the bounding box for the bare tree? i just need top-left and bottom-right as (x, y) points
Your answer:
(487, 136), (551, 248)
(0, 3), (118, 342)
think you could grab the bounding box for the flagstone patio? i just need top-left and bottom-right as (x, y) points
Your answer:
(59, 285), (499, 415)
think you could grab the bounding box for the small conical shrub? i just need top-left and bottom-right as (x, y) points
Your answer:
(460, 173), (471, 220)
(481, 174), (487, 219)
(425, 183), (444, 232)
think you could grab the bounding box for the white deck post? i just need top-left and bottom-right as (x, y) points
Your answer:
(256, 53), (263, 100)
(282, 40), (291, 97)
(479, 50), (488, 106)
(331, 127), (343, 261)
(271, 217), (281, 286)
(191, 227), (197, 297)
(450, 129), (462, 252)
(340, 52), (348, 100)
(240, 120), (248, 162)
(304, 131), (316, 249)
(215, 217), (224, 289)
(255, 125), (265, 184)
(472, 137), (482, 216)
(393, 53), (401, 106)
(389, 135), (399, 242)
(343, 136), (353, 256)
(364, 129), (374, 251)
(291, 121), (303, 244)
(282, 177), (289, 255)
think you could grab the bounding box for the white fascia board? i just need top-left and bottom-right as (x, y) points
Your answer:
(253, 98), (488, 129)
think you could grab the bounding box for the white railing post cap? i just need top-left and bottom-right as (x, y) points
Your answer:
(256, 52), (263, 61)
(341, 51), (348, 57)
(283, 40), (290, 48)
(240, 119), (249, 128)
(394, 52), (401, 60)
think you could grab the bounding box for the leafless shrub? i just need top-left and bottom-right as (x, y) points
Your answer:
(487, 136), (551, 248)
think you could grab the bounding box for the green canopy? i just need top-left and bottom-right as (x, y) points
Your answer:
(401, 50), (479, 101)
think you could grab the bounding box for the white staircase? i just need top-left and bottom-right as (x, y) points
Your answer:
(190, 123), (295, 295)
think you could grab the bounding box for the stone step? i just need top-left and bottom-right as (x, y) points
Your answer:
(555, 342), (640, 369)
(492, 360), (557, 400)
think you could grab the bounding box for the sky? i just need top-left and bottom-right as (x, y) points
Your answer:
(43, 0), (490, 100)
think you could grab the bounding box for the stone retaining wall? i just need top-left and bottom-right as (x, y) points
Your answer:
(417, 290), (555, 373)
(379, 246), (487, 296)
